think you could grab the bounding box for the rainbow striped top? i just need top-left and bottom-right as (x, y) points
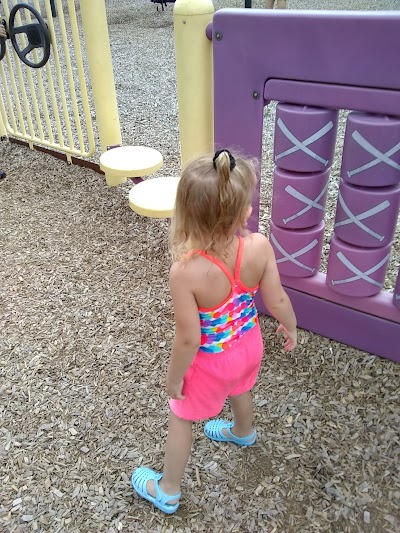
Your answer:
(196, 237), (259, 354)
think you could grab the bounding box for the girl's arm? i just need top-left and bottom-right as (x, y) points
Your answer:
(258, 235), (297, 351)
(167, 262), (201, 399)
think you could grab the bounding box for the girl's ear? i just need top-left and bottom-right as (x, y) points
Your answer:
(243, 206), (253, 225)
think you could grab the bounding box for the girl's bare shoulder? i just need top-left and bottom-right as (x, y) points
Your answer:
(243, 232), (274, 269)
(170, 254), (206, 283)
(244, 232), (272, 254)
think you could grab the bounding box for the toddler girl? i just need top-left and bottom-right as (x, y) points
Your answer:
(132, 150), (297, 514)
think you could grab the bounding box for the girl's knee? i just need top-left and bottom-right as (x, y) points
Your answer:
(169, 410), (194, 425)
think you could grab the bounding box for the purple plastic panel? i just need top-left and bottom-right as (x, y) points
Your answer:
(213, 9), (400, 360)
(271, 167), (330, 229)
(334, 181), (400, 248)
(264, 80), (400, 117)
(395, 271), (400, 310)
(213, 8), (400, 228)
(255, 290), (400, 362)
(274, 104), (338, 173)
(279, 272), (400, 324)
(342, 113), (400, 187)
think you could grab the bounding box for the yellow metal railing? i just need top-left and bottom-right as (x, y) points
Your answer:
(0, 0), (121, 161)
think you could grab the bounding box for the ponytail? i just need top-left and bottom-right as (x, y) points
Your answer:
(213, 150), (236, 208)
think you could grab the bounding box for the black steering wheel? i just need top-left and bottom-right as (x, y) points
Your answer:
(0, 21), (6, 62)
(9, 3), (51, 68)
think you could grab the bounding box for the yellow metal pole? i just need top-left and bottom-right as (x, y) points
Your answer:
(0, 110), (7, 138)
(80, 0), (122, 160)
(174, 0), (214, 168)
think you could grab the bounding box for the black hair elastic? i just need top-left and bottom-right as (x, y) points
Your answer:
(213, 149), (236, 171)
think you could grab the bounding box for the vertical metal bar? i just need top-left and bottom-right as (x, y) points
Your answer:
(21, 4), (45, 141)
(0, 95), (7, 137)
(0, 55), (20, 134)
(41, 2), (67, 149)
(65, 0), (95, 154)
(245, 0), (252, 7)
(55, 0), (85, 153)
(80, 0), (122, 154)
(6, 2), (33, 137)
(50, 0), (57, 18)
(41, 0), (76, 153)
(30, 0), (55, 144)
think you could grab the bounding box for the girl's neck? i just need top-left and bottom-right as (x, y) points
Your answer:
(205, 235), (238, 258)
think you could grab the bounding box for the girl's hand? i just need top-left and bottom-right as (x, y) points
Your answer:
(276, 324), (297, 351)
(166, 378), (185, 400)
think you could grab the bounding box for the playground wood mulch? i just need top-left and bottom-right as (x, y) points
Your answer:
(0, 1), (399, 532)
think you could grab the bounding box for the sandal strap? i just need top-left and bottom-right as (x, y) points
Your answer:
(225, 424), (256, 445)
(154, 477), (181, 505)
(132, 467), (181, 514)
(205, 419), (256, 445)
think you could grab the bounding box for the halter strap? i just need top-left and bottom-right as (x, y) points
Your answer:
(234, 236), (244, 280)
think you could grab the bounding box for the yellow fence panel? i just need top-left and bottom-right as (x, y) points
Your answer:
(0, 0), (118, 161)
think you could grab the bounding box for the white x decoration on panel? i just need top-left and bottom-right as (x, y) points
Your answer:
(331, 251), (390, 287)
(282, 183), (329, 225)
(347, 130), (400, 178)
(270, 232), (318, 273)
(334, 191), (390, 242)
(275, 119), (334, 166)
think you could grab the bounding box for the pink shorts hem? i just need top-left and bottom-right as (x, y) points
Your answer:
(169, 323), (264, 422)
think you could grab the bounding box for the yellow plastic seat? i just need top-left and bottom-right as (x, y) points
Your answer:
(100, 145), (163, 186)
(129, 176), (180, 218)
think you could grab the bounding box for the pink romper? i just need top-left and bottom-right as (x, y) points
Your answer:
(170, 237), (264, 421)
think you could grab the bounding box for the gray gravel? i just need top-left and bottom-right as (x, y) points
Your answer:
(0, 1), (399, 532)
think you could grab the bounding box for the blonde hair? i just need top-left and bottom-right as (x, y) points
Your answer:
(170, 151), (257, 261)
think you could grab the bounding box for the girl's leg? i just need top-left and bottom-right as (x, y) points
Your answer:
(161, 411), (192, 495)
(265, 0), (275, 8)
(227, 391), (254, 437)
(146, 410), (193, 501)
(277, 0), (287, 8)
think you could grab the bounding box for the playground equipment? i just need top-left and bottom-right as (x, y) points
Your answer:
(99, 145), (179, 218)
(1, 1), (398, 358)
(0, 0), (175, 215)
(0, 0), (121, 169)
(174, 1), (400, 361)
(152, 0), (251, 9)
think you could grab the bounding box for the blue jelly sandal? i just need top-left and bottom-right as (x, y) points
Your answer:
(131, 467), (181, 514)
(204, 419), (256, 446)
